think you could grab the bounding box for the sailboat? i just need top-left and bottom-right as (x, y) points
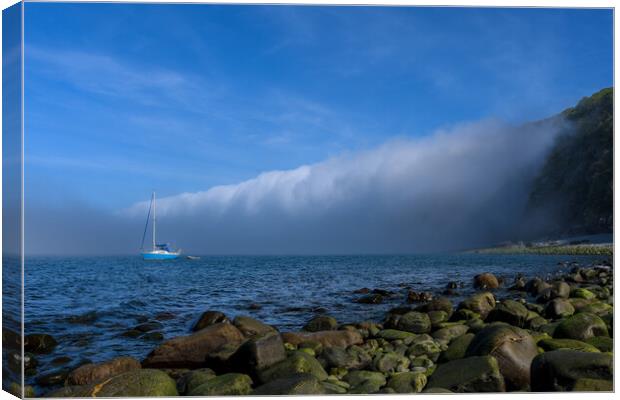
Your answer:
(141, 191), (181, 260)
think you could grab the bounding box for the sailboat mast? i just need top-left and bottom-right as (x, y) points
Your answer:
(152, 191), (156, 251)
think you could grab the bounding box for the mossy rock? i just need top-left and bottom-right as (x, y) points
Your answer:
(458, 292), (495, 319)
(432, 324), (469, 343)
(465, 323), (537, 391)
(538, 338), (600, 353)
(531, 350), (613, 391)
(372, 351), (410, 373)
(439, 333), (475, 362)
(580, 302), (613, 316)
(571, 288), (597, 300)
(553, 312), (609, 341)
(76, 369), (179, 396)
(343, 370), (387, 394)
(486, 300), (529, 327)
(426, 355), (505, 392)
(544, 298), (575, 319)
(177, 368), (216, 394)
(376, 329), (416, 342)
(386, 371), (427, 393)
(527, 316), (549, 331)
(187, 373), (252, 396)
(407, 335), (442, 357)
(428, 310), (449, 328)
(303, 316), (338, 332)
(9, 383), (36, 398)
(258, 350), (327, 383)
(320, 345), (371, 370)
(396, 311), (431, 334)
(584, 336), (613, 352)
(253, 373), (326, 395)
(571, 378), (613, 391)
(451, 309), (481, 321)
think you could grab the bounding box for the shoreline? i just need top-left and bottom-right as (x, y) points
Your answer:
(5, 257), (614, 396)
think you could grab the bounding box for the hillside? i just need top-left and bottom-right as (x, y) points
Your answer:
(526, 87), (613, 236)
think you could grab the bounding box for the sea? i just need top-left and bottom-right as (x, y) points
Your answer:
(3, 253), (608, 391)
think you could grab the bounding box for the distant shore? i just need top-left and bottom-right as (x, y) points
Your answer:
(469, 243), (613, 256)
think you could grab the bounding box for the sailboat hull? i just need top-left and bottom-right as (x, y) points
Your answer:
(141, 252), (180, 260)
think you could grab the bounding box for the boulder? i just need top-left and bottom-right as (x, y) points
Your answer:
(68, 369), (178, 396)
(386, 371), (427, 393)
(571, 378), (613, 391)
(24, 333), (57, 354)
(281, 330), (362, 348)
(538, 338), (600, 353)
(36, 369), (70, 387)
(192, 311), (229, 332)
(67, 356), (141, 386)
(584, 336), (613, 352)
(473, 273), (499, 289)
(376, 329), (416, 343)
(303, 316), (337, 332)
(530, 350), (613, 391)
(142, 322), (245, 368)
(426, 355), (505, 392)
(233, 316), (277, 338)
(253, 373), (326, 395)
(258, 351), (327, 383)
(187, 373), (252, 396)
(458, 292), (495, 319)
(439, 333), (475, 362)
(553, 312), (609, 341)
(343, 370), (387, 394)
(486, 300), (529, 327)
(395, 311), (431, 334)
(176, 368), (216, 394)
(407, 334), (442, 357)
(355, 294), (383, 304)
(432, 324), (469, 343)
(321, 345), (371, 370)
(571, 288), (596, 300)
(428, 311), (449, 328)
(525, 278), (551, 295)
(407, 291), (433, 303)
(537, 281), (570, 302)
(415, 297), (454, 318)
(372, 351), (410, 373)
(226, 331), (286, 377)
(543, 298), (575, 319)
(465, 324), (538, 390)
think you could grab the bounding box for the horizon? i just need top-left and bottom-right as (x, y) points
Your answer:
(22, 4), (613, 255)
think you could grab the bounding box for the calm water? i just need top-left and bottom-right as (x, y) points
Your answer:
(17, 254), (604, 389)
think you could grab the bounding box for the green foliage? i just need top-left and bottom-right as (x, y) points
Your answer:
(527, 88), (613, 235)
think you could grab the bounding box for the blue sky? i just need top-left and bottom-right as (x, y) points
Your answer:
(24, 4), (613, 211)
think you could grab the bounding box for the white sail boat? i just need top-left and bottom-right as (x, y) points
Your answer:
(141, 191), (180, 260)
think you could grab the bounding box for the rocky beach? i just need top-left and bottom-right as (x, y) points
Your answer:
(4, 257), (613, 396)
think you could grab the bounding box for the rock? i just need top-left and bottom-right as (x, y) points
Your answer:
(451, 309), (480, 321)
(428, 310), (449, 327)
(530, 350), (613, 391)
(2, 328), (21, 350)
(355, 294), (383, 304)
(486, 300), (529, 327)
(537, 281), (571, 302)
(432, 324), (469, 343)
(253, 373), (326, 395)
(141, 332), (164, 341)
(372, 351), (410, 373)
(177, 368), (216, 394)
(458, 292), (496, 319)
(465, 324), (538, 390)
(553, 312), (609, 341)
(353, 288), (371, 294)
(580, 302), (613, 316)
(67, 356), (141, 386)
(321, 345), (371, 370)
(527, 316), (548, 331)
(322, 380), (348, 394)
(426, 355), (505, 392)
(227, 331), (286, 377)
(376, 329), (416, 342)
(584, 336), (613, 352)
(406, 291), (433, 303)
(439, 333), (475, 362)
(9, 383), (36, 397)
(525, 278), (551, 295)
(192, 311), (229, 332)
(281, 330), (362, 348)
(36, 369), (70, 387)
(233, 315), (277, 338)
(538, 338), (600, 353)
(303, 316), (337, 332)
(142, 322), (245, 368)
(387, 371), (427, 393)
(343, 370), (387, 394)
(187, 373), (252, 396)
(571, 288), (597, 300)
(407, 334), (442, 357)
(543, 298), (575, 319)
(258, 350), (328, 383)
(52, 369), (178, 397)
(415, 297), (454, 318)
(134, 321), (163, 333)
(24, 333), (57, 354)
(473, 273), (499, 289)
(8, 351), (37, 372)
(571, 378), (613, 391)
(395, 311), (431, 334)
(154, 311), (175, 321)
